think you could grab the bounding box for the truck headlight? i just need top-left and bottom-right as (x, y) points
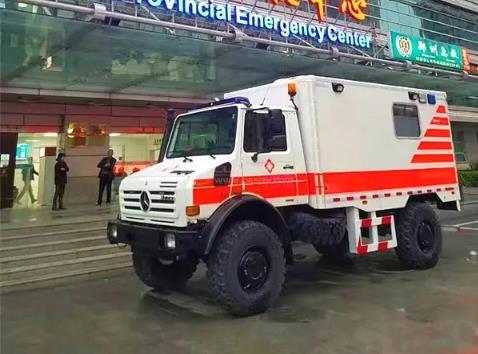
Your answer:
(107, 222), (118, 243)
(164, 233), (176, 249)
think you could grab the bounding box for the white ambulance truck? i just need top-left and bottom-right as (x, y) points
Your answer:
(107, 76), (461, 316)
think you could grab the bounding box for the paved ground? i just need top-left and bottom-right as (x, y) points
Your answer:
(2, 211), (478, 354)
(462, 187), (478, 205)
(0, 203), (118, 228)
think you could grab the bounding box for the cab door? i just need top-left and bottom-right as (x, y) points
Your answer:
(240, 110), (298, 206)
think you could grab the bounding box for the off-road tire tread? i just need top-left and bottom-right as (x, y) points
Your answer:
(288, 212), (345, 246)
(395, 202), (442, 269)
(207, 220), (286, 316)
(132, 252), (198, 290)
(313, 234), (350, 260)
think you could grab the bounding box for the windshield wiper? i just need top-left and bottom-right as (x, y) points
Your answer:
(183, 155), (193, 162)
(209, 154), (216, 159)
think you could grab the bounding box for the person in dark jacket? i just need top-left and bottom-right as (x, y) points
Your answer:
(97, 149), (116, 205)
(16, 157), (39, 204)
(52, 153), (69, 210)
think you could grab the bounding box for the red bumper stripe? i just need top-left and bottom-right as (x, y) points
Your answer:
(361, 219), (372, 228)
(378, 242), (389, 252)
(381, 216), (392, 225)
(357, 245), (368, 255)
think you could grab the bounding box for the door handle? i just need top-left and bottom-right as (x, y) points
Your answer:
(283, 165), (294, 170)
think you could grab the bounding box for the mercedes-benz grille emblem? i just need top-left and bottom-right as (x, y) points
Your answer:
(139, 191), (151, 212)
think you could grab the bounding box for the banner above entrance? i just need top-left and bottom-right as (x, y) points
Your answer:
(389, 32), (464, 71)
(134, 0), (372, 49)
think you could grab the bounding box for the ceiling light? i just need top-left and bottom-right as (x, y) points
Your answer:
(43, 132), (58, 137)
(109, 133), (121, 137)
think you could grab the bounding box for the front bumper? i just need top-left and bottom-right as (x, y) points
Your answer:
(107, 219), (205, 259)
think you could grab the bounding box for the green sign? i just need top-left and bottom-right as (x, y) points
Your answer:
(389, 31), (463, 70)
(16, 144), (30, 160)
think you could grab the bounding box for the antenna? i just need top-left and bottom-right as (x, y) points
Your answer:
(260, 84), (272, 106)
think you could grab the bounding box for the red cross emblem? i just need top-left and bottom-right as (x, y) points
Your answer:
(264, 159), (275, 173)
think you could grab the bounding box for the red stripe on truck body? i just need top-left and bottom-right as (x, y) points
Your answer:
(193, 167), (458, 205)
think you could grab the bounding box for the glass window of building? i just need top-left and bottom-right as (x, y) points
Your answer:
(453, 131), (467, 162)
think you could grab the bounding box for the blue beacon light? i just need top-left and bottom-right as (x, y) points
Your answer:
(427, 94), (436, 105)
(194, 97), (251, 110)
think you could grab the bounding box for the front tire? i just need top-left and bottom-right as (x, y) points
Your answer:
(207, 221), (286, 316)
(395, 202), (442, 269)
(132, 252), (198, 290)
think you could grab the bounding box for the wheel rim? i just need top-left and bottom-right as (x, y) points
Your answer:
(417, 221), (434, 254)
(238, 248), (269, 292)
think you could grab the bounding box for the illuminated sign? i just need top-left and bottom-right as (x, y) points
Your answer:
(340, 0), (367, 21)
(389, 32), (464, 70)
(272, 0), (367, 23)
(134, 0), (372, 49)
(16, 144), (30, 160)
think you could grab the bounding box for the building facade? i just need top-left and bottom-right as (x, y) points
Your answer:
(1, 0), (477, 207)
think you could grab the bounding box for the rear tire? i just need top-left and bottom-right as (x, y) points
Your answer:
(313, 233), (350, 261)
(287, 211), (346, 246)
(132, 252), (198, 290)
(395, 202), (442, 269)
(207, 220), (286, 316)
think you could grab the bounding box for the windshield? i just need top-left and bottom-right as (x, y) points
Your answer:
(166, 106), (238, 158)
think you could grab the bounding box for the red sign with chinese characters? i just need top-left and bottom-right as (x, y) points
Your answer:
(339, 0), (367, 21)
(271, 0), (368, 23)
(462, 48), (478, 75)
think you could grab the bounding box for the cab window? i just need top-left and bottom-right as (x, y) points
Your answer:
(243, 112), (287, 152)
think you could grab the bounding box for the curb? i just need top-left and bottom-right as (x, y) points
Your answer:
(461, 200), (478, 205)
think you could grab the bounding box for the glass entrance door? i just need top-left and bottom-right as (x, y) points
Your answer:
(13, 133), (57, 208)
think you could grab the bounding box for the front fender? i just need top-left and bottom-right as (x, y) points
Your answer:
(201, 195), (290, 257)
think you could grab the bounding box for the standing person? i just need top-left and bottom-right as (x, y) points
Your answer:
(52, 153), (69, 211)
(97, 149), (116, 205)
(16, 157), (38, 204)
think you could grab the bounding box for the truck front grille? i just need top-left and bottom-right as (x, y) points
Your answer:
(150, 191), (175, 204)
(121, 182), (179, 225)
